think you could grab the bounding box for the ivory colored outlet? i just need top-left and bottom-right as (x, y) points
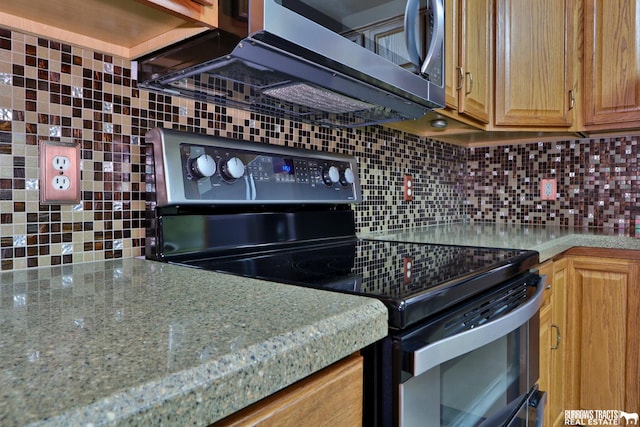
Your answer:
(540, 178), (557, 200)
(39, 141), (81, 204)
(403, 174), (413, 201)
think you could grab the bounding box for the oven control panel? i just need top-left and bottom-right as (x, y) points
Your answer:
(146, 128), (361, 206)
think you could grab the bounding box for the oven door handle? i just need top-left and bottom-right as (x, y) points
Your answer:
(408, 275), (544, 377)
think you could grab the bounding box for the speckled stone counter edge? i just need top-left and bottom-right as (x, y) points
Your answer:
(363, 225), (640, 262)
(3, 259), (388, 427)
(30, 302), (387, 427)
(533, 234), (640, 262)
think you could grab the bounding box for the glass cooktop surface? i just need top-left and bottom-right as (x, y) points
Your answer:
(176, 239), (539, 329)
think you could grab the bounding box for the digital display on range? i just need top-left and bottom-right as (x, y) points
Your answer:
(273, 157), (295, 175)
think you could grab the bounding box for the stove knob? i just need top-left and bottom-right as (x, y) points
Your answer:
(221, 157), (245, 180)
(322, 166), (340, 186)
(191, 154), (216, 178)
(340, 168), (355, 186)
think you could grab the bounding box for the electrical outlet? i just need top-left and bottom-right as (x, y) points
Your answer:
(52, 155), (71, 171)
(52, 175), (72, 190)
(403, 256), (413, 284)
(39, 141), (81, 204)
(403, 174), (413, 201)
(540, 178), (557, 200)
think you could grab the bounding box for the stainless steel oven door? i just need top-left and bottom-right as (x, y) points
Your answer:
(399, 275), (544, 427)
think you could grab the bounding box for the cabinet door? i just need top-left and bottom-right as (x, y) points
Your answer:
(550, 258), (568, 427)
(446, 0), (492, 123)
(537, 259), (569, 427)
(566, 257), (640, 412)
(458, 0), (492, 123)
(539, 301), (552, 426)
(495, 0), (573, 127)
(583, 0), (640, 128)
(215, 354), (364, 426)
(444, 0), (460, 109)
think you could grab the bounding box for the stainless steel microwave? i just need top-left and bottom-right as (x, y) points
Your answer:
(135, 0), (445, 128)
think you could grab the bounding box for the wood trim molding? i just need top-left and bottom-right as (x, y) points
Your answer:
(563, 246), (640, 261)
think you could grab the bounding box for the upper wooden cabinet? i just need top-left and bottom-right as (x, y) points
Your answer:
(494, 0), (574, 128)
(443, 0), (493, 124)
(0, 0), (217, 58)
(388, 0), (581, 143)
(583, 0), (640, 130)
(436, 0), (494, 123)
(444, 0), (460, 110)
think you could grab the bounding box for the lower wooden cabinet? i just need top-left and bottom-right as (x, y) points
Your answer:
(565, 251), (640, 414)
(213, 354), (363, 427)
(538, 269), (553, 425)
(537, 258), (568, 427)
(539, 248), (640, 426)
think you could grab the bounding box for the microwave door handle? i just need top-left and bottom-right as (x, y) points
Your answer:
(422, 0), (444, 75)
(404, 0), (445, 74)
(404, 0), (422, 68)
(408, 275), (545, 377)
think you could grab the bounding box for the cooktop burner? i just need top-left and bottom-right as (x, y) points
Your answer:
(176, 239), (538, 329)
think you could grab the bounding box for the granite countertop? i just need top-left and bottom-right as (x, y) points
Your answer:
(0, 258), (388, 426)
(362, 223), (640, 262)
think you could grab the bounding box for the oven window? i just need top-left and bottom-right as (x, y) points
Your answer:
(441, 336), (515, 424)
(401, 328), (530, 427)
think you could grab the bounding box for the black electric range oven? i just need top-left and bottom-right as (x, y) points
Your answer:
(145, 128), (547, 427)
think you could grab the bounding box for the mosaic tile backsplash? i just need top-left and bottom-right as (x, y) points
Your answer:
(467, 138), (640, 229)
(0, 27), (639, 271)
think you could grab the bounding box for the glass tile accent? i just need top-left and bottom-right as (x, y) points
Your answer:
(61, 274), (73, 288)
(0, 73), (11, 85)
(13, 294), (27, 307)
(13, 235), (26, 247)
(25, 179), (38, 190)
